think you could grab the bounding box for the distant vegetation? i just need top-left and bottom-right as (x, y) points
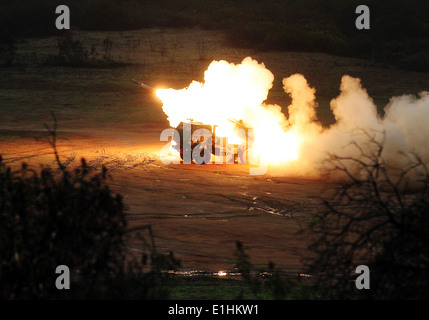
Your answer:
(1, 0), (429, 71)
(44, 33), (129, 68)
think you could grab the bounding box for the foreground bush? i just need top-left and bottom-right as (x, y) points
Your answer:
(0, 154), (174, 299)
(306, 138), (429, 299)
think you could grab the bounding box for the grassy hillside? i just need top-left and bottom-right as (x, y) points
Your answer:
(1, 0), (429, 71)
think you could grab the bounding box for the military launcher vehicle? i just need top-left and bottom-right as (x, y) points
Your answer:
(132, 79), (250, 163)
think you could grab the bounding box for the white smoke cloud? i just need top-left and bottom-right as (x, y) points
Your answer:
(277, 71), (429, 186)
(156, 57), (429, 184)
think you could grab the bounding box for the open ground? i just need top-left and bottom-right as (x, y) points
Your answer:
(1, 27), (429, 275)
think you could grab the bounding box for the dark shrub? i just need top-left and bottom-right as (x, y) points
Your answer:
(0, 156), (126, 299)
(306, 137), (429, 299)
(0, 152), (175, 299)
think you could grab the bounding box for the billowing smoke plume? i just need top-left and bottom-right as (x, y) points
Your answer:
(280, 71), (429, 185)
(156, 57), (429, 183)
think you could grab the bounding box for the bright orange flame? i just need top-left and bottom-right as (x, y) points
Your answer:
(155, 57), (303, 166)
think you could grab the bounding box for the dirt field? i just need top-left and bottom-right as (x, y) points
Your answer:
(1, 28), (429, 274)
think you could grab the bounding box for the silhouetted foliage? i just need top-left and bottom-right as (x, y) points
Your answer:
(0, 118), (179, 299)
(306, 135), (429, 299)
(233, 241), (319, 299)
(0, 155), (125, 299)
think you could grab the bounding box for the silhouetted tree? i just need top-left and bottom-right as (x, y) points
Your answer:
(306, 133), (429, 299)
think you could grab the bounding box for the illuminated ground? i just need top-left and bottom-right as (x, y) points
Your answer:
(0, 128), (327, 273)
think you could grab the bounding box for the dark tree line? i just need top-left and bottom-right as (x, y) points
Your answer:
(1, 0), (429, 71)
